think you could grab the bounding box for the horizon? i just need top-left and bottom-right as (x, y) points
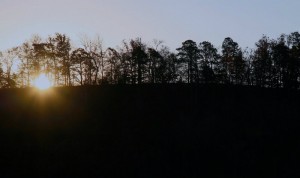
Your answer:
(1, 0), (300, 51)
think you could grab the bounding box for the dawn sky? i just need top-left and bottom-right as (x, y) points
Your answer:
(0, 0), (299, 51)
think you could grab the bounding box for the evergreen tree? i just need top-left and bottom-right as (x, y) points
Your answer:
(198, 41), (219, 83)
(221, 37), (244, 84)
(176, 40), (200, 83)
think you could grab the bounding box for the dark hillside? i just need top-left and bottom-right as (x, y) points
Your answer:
(0, 84), (300, 177)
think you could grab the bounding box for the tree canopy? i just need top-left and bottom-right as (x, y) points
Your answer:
(1, 32), (300, 89)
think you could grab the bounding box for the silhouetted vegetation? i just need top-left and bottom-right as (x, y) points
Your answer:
(1, 32), (300, 177)
(1, 32), (300, 88)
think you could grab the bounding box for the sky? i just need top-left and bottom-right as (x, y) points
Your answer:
(0, 0), (300, 51)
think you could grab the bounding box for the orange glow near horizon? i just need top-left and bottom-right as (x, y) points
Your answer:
(33, 73), (53, 90)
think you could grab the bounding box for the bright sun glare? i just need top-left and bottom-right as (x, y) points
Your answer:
(33, 74), (52, 90)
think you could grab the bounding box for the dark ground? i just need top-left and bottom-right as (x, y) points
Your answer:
(0, 84), (300, 177)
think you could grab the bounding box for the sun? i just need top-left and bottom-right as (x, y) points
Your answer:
(33, 74), (52, 90)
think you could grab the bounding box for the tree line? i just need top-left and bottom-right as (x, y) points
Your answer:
(0, 32), (300, 88)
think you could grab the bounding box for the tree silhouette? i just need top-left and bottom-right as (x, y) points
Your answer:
(80, 35), (105, 85)
(70, 48), (89, 86)
(53, 33), (71, 86)
(271, 35), (292, 88)
(287, 32), (300, 88)
(176, 40), (200, 83)
(106, 47), (121, 84)
(17, 35), (42, 87)
(155, 46), (177, 83)
(221, 37), (244, 84)
(198, 41), (219, 83)
(1, 31), (300, 88)
(252, 35), (274, 87)
(147, 47), (162, 83)
(130, 38), (148, 84)
(0, 48), (18, 88)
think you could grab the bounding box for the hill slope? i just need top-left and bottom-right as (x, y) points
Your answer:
(0, 84), (300, 177)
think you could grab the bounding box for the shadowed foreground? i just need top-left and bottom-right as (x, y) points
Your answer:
(0, 84), (300, 177)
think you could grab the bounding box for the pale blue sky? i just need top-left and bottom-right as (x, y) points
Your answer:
(0, 0), (299, 51)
